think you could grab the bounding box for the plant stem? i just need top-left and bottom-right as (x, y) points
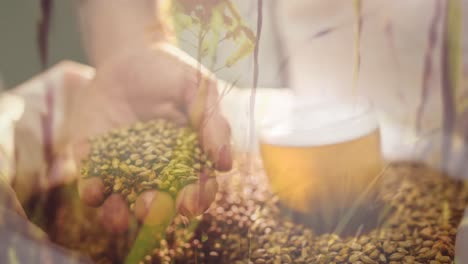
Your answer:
(248, 0), (263, 177)
(352, 0), (362, 93)
(440, 0), (460, 171)
(416, 0), (442, 133)
(38, 0), (53, 69)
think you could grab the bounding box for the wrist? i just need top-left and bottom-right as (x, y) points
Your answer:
(77, 0), (173, 67)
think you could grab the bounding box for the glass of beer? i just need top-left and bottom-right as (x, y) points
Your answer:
(259, 96), (384, 231)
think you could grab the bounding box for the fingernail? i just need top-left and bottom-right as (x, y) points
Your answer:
(78, 177), (105, 207)
(176, 184), (197, 218)
(216, 144), (232, 171)
(135, 191), (156, 221)
(176, 178), (218, 218)
(203, 178), (218, 204)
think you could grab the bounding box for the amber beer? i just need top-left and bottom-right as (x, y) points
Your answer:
(260, 99), (383, 224)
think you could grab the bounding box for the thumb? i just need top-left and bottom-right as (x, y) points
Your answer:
(47, 145), (77, 190)
(148, 43), (233, 171)
(183, 69), (232, 171)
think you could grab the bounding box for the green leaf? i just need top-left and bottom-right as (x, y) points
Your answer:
(205, 4), (224, 66)
(440, 0), (461, 167)
(172, 7), (195, 38)
(171, 0), (256, 67)
(225, 40), (255, 67)
(241, 25), (256, 43)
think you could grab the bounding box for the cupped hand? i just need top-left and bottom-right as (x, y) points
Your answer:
(9, 61), (94, 204)
(72, 43), (232, 233)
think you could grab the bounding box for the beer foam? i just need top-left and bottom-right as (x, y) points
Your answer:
(260, 98), (378, 146)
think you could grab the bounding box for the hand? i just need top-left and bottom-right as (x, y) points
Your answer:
(9, 61), (94, 204)
(73, 43), (232, 233)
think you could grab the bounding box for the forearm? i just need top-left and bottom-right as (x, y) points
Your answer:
(76, 0), (173, 66)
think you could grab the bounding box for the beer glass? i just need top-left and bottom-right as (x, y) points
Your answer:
(259, 96), (384, 232)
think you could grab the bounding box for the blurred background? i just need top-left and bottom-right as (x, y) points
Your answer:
(0, 0), (86, 88)
(0, 1), (286, 89)
(2, 0), (468, 175)
(1, 1), (468, 263)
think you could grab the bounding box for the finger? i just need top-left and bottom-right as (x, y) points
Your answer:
(59, 62), (95, 145)
(175, 176), (218, 218)
(154, 44), (233, 169)
(184, 74), (232, 171)
(99, 194), (130, 234)
(74, 139), (107, 207)
(53, 61), (95, 82)
(78, 177), (105, 207)
(0, 178), (27, 218)
(48, 146), (77, 188)
(12, 61), (94, 97)
(200, 112), (233, 171)
(134, 190), (175, 225)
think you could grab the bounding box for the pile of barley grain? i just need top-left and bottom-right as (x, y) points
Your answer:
(50, 160), (467, 264)
(139, 163), (467, 264)
(80, 119), (213, 210)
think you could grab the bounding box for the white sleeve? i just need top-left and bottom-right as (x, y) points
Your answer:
(0, 93), (24, 185)
(275, 0), (468, 179)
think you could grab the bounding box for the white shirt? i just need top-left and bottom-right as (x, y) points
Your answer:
(194, 0), (468, 179)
